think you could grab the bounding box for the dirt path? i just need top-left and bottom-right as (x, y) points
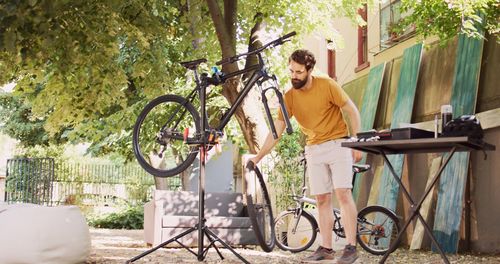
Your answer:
(86, 228), (500, 263)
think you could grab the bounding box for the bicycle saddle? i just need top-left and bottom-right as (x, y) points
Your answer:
(180, 58), (207, 69)
(353, 164), (371, 173)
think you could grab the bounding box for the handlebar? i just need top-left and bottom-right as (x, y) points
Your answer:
(216, 31), (297, 66)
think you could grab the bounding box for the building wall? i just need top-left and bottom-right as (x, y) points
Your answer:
(331, 18), (359, 84)
(470, 126), (500, 253)
(303, 35), (328, 75)
(302, 18), (360, 85)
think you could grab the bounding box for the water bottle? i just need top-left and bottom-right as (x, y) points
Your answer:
(441, 105), (453, 133)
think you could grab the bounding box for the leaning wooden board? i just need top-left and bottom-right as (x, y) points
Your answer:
(375, 43), (423, 212)
(432, 35), (484, 254)
(410, 155), (442, 250)
(352, 62), (386, 201)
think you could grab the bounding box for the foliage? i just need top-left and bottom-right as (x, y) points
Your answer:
(399, 0), (500, 44)
(0, 0), (191, 159)
(0, 92), (62, 147)
(0, 0), (372, 160)
(13, 142), (66, 161)
(267, 119), (306, 211)
(87, 204), (144, 230)
(125, 168), (155, 203)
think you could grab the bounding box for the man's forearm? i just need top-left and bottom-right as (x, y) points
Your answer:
(342, 99), (361, 136)
(253, 119), (286, 162)
(254, 133), (280, 160)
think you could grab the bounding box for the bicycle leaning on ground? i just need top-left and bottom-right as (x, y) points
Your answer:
(132, 32), (296, 178)
(273, 155), (402, 255)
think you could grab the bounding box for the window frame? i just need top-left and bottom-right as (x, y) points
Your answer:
(355, 4), (370, 72)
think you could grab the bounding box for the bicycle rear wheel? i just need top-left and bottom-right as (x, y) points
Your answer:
(133, 95), (200, 177)
(357, 205), (401, 255)
(274, 209), (317, 253)
(247, 165), (275, 252)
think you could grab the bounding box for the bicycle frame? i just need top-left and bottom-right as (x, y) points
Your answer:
(204, 61), (273, 129)
(286, 158), (371, 230)
(166, 40), (294, 146)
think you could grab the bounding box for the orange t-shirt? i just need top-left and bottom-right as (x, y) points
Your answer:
(278, 76), (349, 145)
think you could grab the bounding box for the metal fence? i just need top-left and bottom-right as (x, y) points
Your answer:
(5, 158), (55, 205)
(5, 158), (181, 207)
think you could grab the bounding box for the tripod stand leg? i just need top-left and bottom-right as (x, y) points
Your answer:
(126, 226), (198, 263)
(204, 227), (251, 264)
(202, 228), (225, 260)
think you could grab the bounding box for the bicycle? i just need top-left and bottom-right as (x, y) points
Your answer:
(132, 32), (296, 178)
(273, 156), (402, 255)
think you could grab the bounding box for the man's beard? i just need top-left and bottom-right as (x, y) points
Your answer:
(291, 77), (307, 89)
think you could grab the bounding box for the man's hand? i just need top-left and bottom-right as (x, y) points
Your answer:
(247, 156), (261, 169)
(352, 150), (362, 163)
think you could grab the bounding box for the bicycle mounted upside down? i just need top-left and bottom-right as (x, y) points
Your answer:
(132, 32), (297, 177)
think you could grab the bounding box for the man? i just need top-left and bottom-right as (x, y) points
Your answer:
(249, 49), (362, 263)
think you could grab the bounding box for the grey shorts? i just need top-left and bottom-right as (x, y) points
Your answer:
(304, 139), (353, 195)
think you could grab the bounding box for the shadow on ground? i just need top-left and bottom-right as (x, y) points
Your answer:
(86, 228), (500, 264)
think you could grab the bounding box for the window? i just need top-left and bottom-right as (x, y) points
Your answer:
(380, 0), (414, 49)
(355, 4), (369, 72)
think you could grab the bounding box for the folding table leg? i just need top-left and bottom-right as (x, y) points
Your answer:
(377, 149), (456, 264)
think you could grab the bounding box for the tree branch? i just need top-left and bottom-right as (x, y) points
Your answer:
(224, 0), (237, 50)
(242, 12), (265, 82)
(206, 0), (235, 60)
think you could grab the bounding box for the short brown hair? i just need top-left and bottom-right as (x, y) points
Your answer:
(289, 49), (316, 71)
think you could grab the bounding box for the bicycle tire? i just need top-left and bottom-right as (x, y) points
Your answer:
(274, 209), (318, 253)
(356, 205), (401, 255)
(246, 165), (275, 252)
(133, 94), (200, 177)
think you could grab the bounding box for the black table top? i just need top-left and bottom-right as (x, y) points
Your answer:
(341, 136), (496, 155)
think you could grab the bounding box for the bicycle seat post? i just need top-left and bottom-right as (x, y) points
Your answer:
(193, 67), (201, 85)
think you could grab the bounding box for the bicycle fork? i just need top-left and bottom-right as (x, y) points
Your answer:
(258, 74), (293, 139)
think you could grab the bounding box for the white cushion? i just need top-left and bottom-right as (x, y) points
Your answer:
(0, 203), (91, 264)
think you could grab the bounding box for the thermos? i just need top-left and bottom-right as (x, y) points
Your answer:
(441, 105), (453, 133)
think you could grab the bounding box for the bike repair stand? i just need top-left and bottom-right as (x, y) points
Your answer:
(127, 83), (249, 264)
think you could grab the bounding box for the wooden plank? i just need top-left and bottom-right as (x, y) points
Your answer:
(376, 43), (423, 212)
(474, 108), (500, 130)
(432, 35), (484, 254)
(410, 155), (442, 250)
(370, 43), (423, 248)
(366, 165), (384, 206)
(353, 62), (386, 201)
(411, 107), (500, 131)
(400, 155), (414, 244)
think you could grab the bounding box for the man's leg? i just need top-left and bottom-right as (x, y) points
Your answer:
(335, 188), (359, 264)
(302, 192), (336, 263)
(316, 193), (334, 249)
(335, 188), (357, 245)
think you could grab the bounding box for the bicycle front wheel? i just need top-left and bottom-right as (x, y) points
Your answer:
(357, 205), (401, 255)
(133, 95), (200, 177)
(274, 209), (317, 253)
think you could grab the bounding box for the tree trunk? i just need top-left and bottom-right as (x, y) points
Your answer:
(206, 0), (268, 154)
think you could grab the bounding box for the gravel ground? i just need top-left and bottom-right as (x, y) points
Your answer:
(86, 228), (500, 264)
